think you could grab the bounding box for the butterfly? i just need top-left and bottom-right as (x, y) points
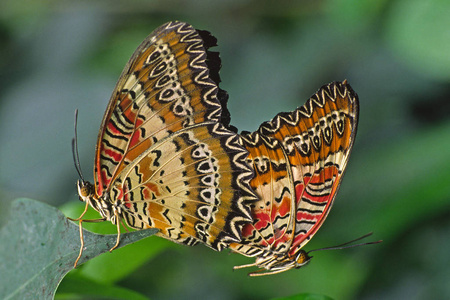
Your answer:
(69, 21), (257, 267)
(228, 81), (361, 276)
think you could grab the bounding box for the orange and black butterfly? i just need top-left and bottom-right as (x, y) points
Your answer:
(228, 81), (363, 275)
(70, 21), (257, 266)
(70, 21), (378, 273)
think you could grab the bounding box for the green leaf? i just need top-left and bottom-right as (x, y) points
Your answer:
(77, 234), (172, 284)
(55, 274), (149, 300)
(0, 198), (158, 300)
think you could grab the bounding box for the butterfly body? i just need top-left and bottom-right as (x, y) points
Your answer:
(76, 180), (114, 222)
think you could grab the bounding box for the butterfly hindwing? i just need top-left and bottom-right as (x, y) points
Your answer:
(109, 123), (253, 250)
(230, 132), (296, 257)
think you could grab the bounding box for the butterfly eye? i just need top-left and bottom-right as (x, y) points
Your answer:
(295, 250), (311, 267)
(77, 180), (92, 200)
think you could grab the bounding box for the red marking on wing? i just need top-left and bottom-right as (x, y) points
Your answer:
(107, 122), (122, 136)
(253, 211), (271, 231)
(104, 149), (122, 163)
(272, 196), (291, 219)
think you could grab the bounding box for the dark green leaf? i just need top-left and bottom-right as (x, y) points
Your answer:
(0, 198), (158, 300)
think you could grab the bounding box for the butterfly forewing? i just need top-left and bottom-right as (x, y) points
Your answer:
(95, 21), (223, 196)
(86, 21), (255, 251)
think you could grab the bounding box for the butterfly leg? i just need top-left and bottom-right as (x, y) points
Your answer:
(67, 201), (90, 222)
(121, 218), (129, 233)
(233, 262), (285, 276)
(108, 208), (125, 252)
(248, 267), (291, 277)
(109, 217), (121, 252)
(73, 217), (106, 268)
(233, 261), (259, 270)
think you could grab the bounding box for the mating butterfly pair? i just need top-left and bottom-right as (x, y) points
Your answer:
(70, 21), (363, 276)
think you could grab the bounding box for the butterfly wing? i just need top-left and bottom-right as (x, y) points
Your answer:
(95, 21), (224, 195)
(230, 81), (358, 263)
(229, 132), (296, 257)
(110, 123), (254, 250)
(93, 21), (256, 250)
(258, 81), (359, 256)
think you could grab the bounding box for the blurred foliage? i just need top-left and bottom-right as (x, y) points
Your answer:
(0, 0), (449, 299)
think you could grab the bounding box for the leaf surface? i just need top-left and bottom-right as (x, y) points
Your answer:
(0, 198), (157, 300)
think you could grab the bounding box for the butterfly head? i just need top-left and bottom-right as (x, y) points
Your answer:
(293, 249), (312, 269)
(268, 250), (312, 272)
(76, 180), (94, 202)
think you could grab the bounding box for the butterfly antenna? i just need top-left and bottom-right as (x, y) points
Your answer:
(72, 109), (85, 182)
(307, 232), (382, 255)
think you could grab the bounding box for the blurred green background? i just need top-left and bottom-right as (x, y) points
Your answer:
(1, 0), (449, 299)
